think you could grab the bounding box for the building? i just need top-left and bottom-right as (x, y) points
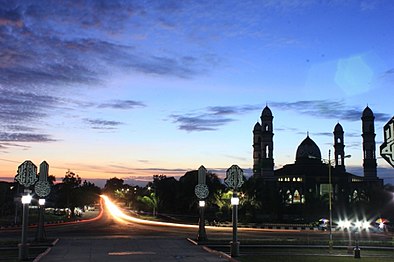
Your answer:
(252, 106), (383, 213)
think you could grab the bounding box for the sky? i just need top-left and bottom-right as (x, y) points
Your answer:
(0, 0), (393, 187)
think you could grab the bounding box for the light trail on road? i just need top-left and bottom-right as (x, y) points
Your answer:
(100, 195), (303, 234)
(101, 194), (202, 229)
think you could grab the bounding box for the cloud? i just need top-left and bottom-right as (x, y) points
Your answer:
(312, 132), (332, 137)
(0, 89), (61, 142)
(385, 68), (394, 74)
(170, 105), (260, 132)
(0, 6), (24, 27)
(208, 105), (260, 115)
(270, 100), (390, 122)
(98, 100), (146, 109)
(0, 86), (144, 142)
(84, 118), (124, 130)
(170, 114), (234, 131)
(0, 2), (216, 91)
(105, 166), (190, 177)
(0, 89), (60, 122)
(0, 143), (30, 149)
(0, 132), (55, 142)
(170, 100), (390, 133)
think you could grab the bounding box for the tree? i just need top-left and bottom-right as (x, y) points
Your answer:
(63, 170), (82, 187)
(103, 177), (124, 197)
(48, 175), (56, 185)
(60, 170), (82, 217)
(138, 192), (158, 216)
(154, 175), (179, 213)
(77, 180), (101, 208)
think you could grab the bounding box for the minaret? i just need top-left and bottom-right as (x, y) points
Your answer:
(260, 106), (274, 179)
(333, 123), (345, 171)
(361, 106), (377, 179)
(253, 122), (262, 176)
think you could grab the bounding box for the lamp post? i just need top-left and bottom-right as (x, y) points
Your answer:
(195, 166), (209, 242)
(36, 199), (46, 242)
(230, 191), (240, 257)
(310, 151), (351, 251)
(328, 150), (333, 250)
(197, 200), (207, 241)
(224, 164), (244, 258)
(19, 192), (32, 261)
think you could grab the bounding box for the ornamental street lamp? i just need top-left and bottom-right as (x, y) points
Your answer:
(195, 166), (209, 242)
(19, 192), (32, 261)
(197, 200), (207, 241)
(34, 161), (51, 242)
(230, 192), (240, 257)
(224, 165), (244, 257)
(36, 199), (46, 242)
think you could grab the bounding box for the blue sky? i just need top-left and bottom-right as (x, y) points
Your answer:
(0, 0), (393, 186)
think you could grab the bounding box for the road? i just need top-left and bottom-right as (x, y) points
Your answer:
(41, 195), (393, 244)
(1, 195), (393, 261)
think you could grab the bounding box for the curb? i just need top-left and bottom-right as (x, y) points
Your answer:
(187, 238), (239, 262)
(33, 238), (59, 262)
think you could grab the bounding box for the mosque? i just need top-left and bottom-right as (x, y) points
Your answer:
(252, 106), (383, 209)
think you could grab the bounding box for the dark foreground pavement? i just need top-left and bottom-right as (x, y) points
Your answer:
(36, 237), (233, 262)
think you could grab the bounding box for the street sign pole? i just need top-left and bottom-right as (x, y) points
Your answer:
(230, 191), (239, 257)
(225, 164), (244, 257)
(19, 190), (32, 261)
(198, 200), (207, 241)
(15, 160), (38, 261)
(37, 201), (45, 242)
(195, 166), (209, 242)
(35, 161), (51, 242)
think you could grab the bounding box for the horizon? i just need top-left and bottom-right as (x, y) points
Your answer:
(0, 1), (393, 185)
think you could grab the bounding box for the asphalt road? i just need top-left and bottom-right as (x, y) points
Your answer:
(1, 199), (393, 244)
(1, 197), (393, 261)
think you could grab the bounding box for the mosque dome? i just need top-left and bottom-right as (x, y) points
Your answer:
(295, 135), (321, 161)
(362, 106), (373, 117)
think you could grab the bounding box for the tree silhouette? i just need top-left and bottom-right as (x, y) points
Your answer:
(103, 177), (124, 197)
(61, 170), (82, 217)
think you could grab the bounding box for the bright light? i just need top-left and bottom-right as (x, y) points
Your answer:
(38, 199), (46, 206)
(379, 222), (384, 229)
(100, 195), (201, 229)
(338, 219), (351, 228)
(21, 194), (32, 204)
(355, 221), (362, 228)
(362, 221), (370, 229)
(231, 197), (239, 205)
(199, 200), (205, 207)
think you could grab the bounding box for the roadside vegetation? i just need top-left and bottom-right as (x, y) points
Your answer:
(1, 169), (394, 228)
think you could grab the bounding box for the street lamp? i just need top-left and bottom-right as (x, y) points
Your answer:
(197, 200), (207, 241)
(19, 193), (32, 260)
(310, 150), (351, 251)
(36, 199), (46, 242)
(328, 150), (351, 250)
(327, 150), (333, 250)
(230, 192), (240, 257)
